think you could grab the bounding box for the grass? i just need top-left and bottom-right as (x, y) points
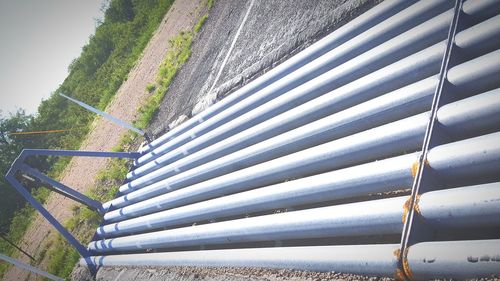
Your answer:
(194, 14), (208, 33)
(136, 30), (193, 129)
(39, 1), (214, 279)
(208, 0), (215, 9)
(0, 187), (50, 277)
(146, 83), (156, 93)
(137, 2), (211, 129)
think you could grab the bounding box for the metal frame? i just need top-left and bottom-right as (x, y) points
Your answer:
(0, 254), (64, 281)
(4, 149), (139, 273)
(399, 0), (466, 279)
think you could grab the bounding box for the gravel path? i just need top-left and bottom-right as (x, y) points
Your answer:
(148, 0), (378, 137)
(1, 1), (201, 280)
(71, 265), (396, 281)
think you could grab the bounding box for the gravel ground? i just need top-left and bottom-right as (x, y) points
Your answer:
(148, 0), (379, 136)
(71, 265), (396, 281)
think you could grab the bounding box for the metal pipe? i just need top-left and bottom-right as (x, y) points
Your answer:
(139, 0), (417, 153)
(97, 129), (500, 237)
(59, 93), (145, 136)
(0, 254), (64, 281)
(129, 4), (497, 182)
(462, 0), (500, 24)
(120, 19), (500, 197)
(90, 182), (500, 253)
(20, 164), (103, 213)
(84, 244), (400, 276)
(84, 239), (500, 279)
(105, 112), (429, 220)
(447, 49), (500, 95)
(99, 152), (417, 237)
(418, 182), (500, 228)
(132, 0), (453, 169)
(95, 196), (408, 252)
(454, 15), (500, 57)
(103, 83), (500, 219)
(121, 75), (437, 194)
(406, 239), (500, 280)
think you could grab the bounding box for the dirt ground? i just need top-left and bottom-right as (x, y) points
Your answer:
(1, 1), (202, 280)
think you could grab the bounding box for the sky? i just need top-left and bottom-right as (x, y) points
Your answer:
(0, 0), (104, 118)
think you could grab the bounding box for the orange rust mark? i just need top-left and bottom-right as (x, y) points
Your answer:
(411, 159), (429, 178)
(394, 269), (407, 281)
(402, 197), (412, 224)
(402, 247), (414, 281)
(411, 161), (420, 178)
(402, 195), (422, 224)
(394, 248), (401, 259)
(414, 194), (422, 215)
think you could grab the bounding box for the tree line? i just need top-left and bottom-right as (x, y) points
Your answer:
(0, 0), (174, 234)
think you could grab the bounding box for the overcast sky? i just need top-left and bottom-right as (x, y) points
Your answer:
(0, 0), (104, 118)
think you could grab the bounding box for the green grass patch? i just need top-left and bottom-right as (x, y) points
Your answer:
(194, 14), (208, 33)
(0, 187), (51, 277)
(137, 31), (193, 129)
(208, 0), (215, 9)
(146, 83), (156, 93)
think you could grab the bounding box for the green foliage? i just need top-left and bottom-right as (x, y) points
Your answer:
(0, 0), (175, 278)
(0, 204), (34, 277)
(194, 14), (208, 33)
(1, 0), (212, 277)
(45, 236), (79, 280)
(146, 83), (156, 93)
(137, 31), (193, 129)
(207, 0), (215, 9)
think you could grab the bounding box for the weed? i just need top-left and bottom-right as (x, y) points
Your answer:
(208, 0), (215, 9)
(194, 14), (208, 33)
(146, 83), (156, 93)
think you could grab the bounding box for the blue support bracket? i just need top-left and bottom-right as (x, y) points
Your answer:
(4, 148), (141, 275)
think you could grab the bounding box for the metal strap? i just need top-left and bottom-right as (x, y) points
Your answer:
(398, 0), (465, 280)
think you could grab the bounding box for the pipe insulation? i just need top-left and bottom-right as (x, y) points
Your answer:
(132, 0), (455, 170)
(140, 0), (416, 153)
(90, 182), (500, 253)
(97, 128), (500, 237)
(103, 89), (500, 222)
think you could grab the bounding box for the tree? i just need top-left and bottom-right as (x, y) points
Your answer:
(0, 110), (33, 232)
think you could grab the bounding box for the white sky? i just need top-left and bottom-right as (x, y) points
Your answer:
(0, 0), (104, 118)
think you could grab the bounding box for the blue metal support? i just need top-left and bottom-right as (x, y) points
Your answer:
(4, 148), (141, 274)
(0, 254), (64, 281)
(4, 171), (91, 259)
(20, 164), (104, 214)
